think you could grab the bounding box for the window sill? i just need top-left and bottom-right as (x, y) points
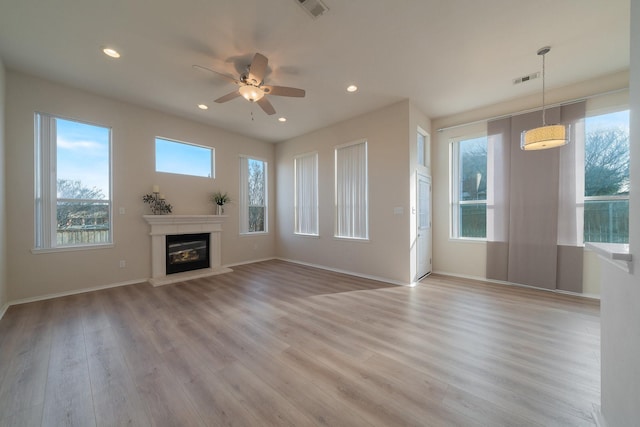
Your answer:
(449, 237), (486, 244)
(333, 236), (370, 243)
(239, 232), (269, 237)
(294, 233), (320, 238)
(32, 243), (114, 254)
(585, 242), (632, 273)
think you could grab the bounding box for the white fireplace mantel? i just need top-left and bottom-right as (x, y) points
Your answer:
(143, 215), (232, 286)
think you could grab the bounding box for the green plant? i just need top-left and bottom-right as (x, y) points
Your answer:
(212, 191), (231, 206)
(143, 194), (172, 214)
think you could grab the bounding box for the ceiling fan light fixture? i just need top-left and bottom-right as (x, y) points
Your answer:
(239, 85), (265, 102)
(521, 46), (569, 151)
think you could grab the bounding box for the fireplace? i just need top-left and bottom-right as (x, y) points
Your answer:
(166, 233), (210, 274)
(143, 215), (232, 286)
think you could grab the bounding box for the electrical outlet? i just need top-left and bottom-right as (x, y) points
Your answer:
(119, 207), (126, 214)
(119, 260), (126, 268)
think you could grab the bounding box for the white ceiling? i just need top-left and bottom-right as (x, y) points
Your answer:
(0, 0), (630, 142)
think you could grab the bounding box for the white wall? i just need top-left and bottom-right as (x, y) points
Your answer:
(599, 0), (640, 424)
(5, 71), (275, 302)
(431, 75), (629, 295)
(275, 100), (417, 284)
(0, 56), (7, 311)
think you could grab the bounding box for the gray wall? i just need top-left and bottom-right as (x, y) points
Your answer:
(0, 56), (6, 310)
(600, 0), (640, 425)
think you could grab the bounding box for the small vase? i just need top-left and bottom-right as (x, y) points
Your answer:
(216, 204), (224, 215)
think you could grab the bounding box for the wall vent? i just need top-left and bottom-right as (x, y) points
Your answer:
(296, 0), (329, 18)
(513, 72), (540, 85)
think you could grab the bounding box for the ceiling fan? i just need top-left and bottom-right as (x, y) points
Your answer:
(193, 53), (306, 115)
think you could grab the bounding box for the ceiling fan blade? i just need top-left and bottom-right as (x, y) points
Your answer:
(214, 90), (241, 103)
(262, 85), (306, 97)
(247, 53), (268, 85)
(256, 97), (276, 115)
(192, 64), (239, 85)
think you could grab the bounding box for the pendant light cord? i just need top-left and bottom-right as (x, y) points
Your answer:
(541, 51), (546, 126)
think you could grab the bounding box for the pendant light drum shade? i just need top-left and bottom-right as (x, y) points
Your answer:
(520, 46), (569, 151)
(521, 124), (570, 150)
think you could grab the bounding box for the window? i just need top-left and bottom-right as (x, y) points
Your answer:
(417, 129), (430, 167)
(35, 113), (111, 249)
(294, 152), (319, 235)
(451, 136), (487, 239)
(239, 156), (267, 233)
(155, 137), (214, 178)
(335, 140), (368, 239)
(583, 110), (629, 243)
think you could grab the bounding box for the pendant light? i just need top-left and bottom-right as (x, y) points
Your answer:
(520, 46), (569, 150)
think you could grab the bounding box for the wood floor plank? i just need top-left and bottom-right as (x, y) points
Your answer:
(41, 299), (96, 427)
(0, 260), (600, 426)
(84, 326), (151, 426)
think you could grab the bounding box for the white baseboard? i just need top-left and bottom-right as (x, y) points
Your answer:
(277, 257), (409, 287)
(432, 270), (600, 300)
(592, 405), (607, 427)
(224, 257), (277, 268)
(6, 278), (148, 307)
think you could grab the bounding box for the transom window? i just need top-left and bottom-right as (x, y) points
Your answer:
(35, 113), (112, 249)
(155, 137), (214, 178)
(417, 128), (430, 168)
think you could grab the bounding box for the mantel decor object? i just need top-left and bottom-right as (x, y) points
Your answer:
(212, 191), (231, 215)
(143, 185), (173, 215)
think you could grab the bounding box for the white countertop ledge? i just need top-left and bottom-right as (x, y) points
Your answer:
(585, 242), (632, 261)
(585, 242), (633, 274)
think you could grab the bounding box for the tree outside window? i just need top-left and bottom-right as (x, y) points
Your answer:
(452, 136), (487, 239)
(247, 158), (266, 232)
(584, 110), (629, 243)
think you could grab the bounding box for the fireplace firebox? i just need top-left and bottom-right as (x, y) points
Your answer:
(166, 233), (210, 275)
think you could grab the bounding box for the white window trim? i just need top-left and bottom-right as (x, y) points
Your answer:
(449, 134), (487, 241)
(334, 139), (369, 240)
(582, 108), (630, 243)
(239, 155), (268, 235)
(34, 112), (113, 251)
(294, 151), (319, 236)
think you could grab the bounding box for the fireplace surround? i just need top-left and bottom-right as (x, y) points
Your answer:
(143, 215), (232, 286)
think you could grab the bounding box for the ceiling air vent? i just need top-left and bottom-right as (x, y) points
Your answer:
(513, 72), (540, 85)
(296, 0), (329, 18)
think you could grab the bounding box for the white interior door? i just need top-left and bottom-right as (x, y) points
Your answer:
(417, 173), (432, 279)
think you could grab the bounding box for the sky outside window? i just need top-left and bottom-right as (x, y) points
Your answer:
(155, 137), (213, 178)
(56, 118), (110, 197)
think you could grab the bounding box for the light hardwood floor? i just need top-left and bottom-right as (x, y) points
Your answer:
(0, 260), (600, 426)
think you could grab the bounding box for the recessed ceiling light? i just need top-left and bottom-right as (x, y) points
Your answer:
(347, 84), (358, 93)
(198, 104), (209, 110)
(102, 47), (121, 58)
(278, 117), (287, 122)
